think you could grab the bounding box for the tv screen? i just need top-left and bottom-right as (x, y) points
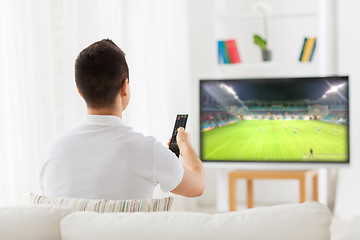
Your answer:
(200, 76), (349, 163)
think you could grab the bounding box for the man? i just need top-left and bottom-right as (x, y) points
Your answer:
(39, 39), (205, 200)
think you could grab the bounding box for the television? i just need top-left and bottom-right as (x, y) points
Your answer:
(200, 76), (349, 164)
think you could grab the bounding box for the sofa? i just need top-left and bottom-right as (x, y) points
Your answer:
(0, 201), (358, 240)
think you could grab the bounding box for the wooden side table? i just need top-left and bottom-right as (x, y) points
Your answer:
(228, 169), (319, 211)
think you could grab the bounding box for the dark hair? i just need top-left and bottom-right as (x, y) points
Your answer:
(75, 39), (129, 109)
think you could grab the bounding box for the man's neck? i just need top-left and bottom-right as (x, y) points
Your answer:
(87, 107), (122, 118)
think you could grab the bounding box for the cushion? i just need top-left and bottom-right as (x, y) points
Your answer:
(30, 193), (173, 212)
(60, 201), (331, 240)
(340, 216), (360, 240)
(0, 205), (71, 240)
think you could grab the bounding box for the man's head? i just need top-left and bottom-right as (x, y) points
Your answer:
(75, 39), (129, 111)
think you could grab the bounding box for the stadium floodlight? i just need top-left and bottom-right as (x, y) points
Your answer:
(220, 83), (239, 100)
(329, 86), (337, 93)
(220, 83), (236, 95)
(325, 83), (346, 95)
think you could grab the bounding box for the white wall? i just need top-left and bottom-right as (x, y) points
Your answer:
(186, 0), (217, 208)
(334, 0), (360, 219)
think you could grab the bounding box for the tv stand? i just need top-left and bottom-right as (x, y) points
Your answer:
(228, 169), (319, 211)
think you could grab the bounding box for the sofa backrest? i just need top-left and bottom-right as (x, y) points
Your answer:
(60, 201), (332, 240)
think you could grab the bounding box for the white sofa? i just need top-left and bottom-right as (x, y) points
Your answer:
(0, 201), (358, 240)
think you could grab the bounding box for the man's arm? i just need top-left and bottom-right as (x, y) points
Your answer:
(171, 127), (205, 197)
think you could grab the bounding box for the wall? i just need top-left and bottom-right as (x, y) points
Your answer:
(186, 0), (217, 209)
(334, 0), (360, 219)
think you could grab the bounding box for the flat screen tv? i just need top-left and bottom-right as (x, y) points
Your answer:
(200, 76), (349, 164)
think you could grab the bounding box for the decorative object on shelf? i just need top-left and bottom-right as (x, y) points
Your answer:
(217, 39), (241, 64)
(253, 34), (271, 61)
(299, 37), (317, 62)
(250, 1), (273, 61)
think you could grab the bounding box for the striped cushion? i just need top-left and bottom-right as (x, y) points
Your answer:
(30, 193), (173, 212)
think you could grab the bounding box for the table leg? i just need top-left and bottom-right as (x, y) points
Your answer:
(313, 173), (319, 201)
(247, 179), (254, 208)
(299, 176), (307, 203)
(229, 176), (237, 211)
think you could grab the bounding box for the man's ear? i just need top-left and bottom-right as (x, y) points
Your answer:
(76, 85), (83, 98)
(120, 79), (129, 97)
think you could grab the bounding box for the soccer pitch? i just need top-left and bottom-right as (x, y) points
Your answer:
(201, 120), (348, 162)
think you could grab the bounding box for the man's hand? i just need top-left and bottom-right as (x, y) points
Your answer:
(171, 127), (205, 197)
(176, 127), (192, 156)
(176, 127), (191, 144)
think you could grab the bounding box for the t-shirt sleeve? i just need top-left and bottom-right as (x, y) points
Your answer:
(153, 140), (184, 192)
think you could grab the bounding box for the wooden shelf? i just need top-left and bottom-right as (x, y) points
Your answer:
(215, 13), (317, 21)
(215, 62), (320, 78)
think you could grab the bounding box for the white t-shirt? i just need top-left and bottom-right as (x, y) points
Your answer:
(39, 115), (184, 200)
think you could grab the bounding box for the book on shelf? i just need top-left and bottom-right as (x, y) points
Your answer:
(218, 41), (230, 64)
(218, 39), (241, 64)
(299, 37), (316, 62)
(226, 39), (241, 64)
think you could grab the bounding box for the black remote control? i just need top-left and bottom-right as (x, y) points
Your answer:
(169, 114), (188, 157)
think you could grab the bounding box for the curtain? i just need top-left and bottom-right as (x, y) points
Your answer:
(0, 0), (190, 206)
(0, 0), (58, 205)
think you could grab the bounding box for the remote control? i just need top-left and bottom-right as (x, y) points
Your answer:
(169, 114), (188, 157)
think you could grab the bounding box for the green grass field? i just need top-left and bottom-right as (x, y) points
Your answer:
(201, 120), (348, 162)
